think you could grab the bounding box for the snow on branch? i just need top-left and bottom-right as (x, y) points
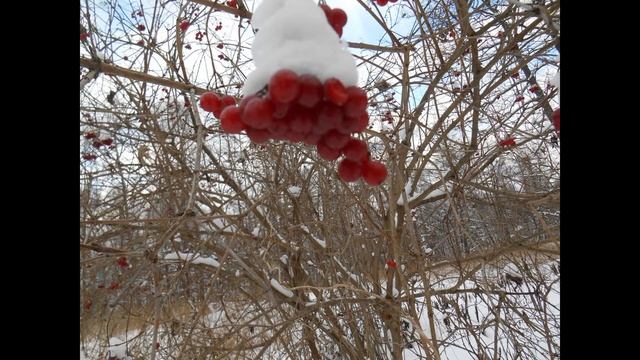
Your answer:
(270, 278), (295, 298)
(163, 252), (220, 268)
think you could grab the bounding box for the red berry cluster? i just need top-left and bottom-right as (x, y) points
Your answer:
(90, 138), (114, 148)
(552, 108), (560, 135)
(179, 20), (190, 32)
(374, 0), (399, 6)
(200, 70), (388, 186)
(499, 137), (516, 148)
(200, 92), (237, 118)
(82, 153), (97, 161)
(386, 259), (398, 269)
(319, 4), (348, 38)
(117, 256), (129, 269)
(80, 32), (90, 41)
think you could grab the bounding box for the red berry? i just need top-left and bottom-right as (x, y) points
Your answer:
(342, 139), (369, 161)
(344, 86), (368, 118)
(289, 108), (314, 134)
(269, 69), (301, 104)
(82, 153), (97, 161)
(386, 259), (398, 269)
(84, 299), (93, 310)
(117, 256), (129, 269)
(268, 117), (289, 139)
(226, 0), (237, 8)
(376, 0), (389, 5)
(137, 24), (146, 31)
(552, 108), (560, 132)
(515, 95), (525, 102)
(285, 131), (305, 143)
(272, 101), (290, 119)
(109, 282), (120, 290)
(297, 74), (323, 108)
(333, 26), (343, 38)
(217, 43), (224, 49)
(389, 0), (399, 3)
(315, 102), (343, 135)
(529, 85), (539, 93)
(339, 112), (369, 134)
(179, 20), (190, 31)
(338, 159), (362, 182)
(499, 137), (516, 148)
(239, 94), (258, 109)
(246, 128), (271, 144)
(362, 160), (388, 186)
(221, 95), (237, 109)
(220, 106), (245, 134)
(303, 133), (322, 146)
(242, 98), (275, 129)
(317, 141), (341, 161)
(83, 131), (97, 140)
(322, 130), (350, 150)
(324, 78), (349, 106)
(92, 140), (103, 149)
(80, 32), (90, 41)
(331, 9), (348, 28)
(137, 40), (145, 46)
(200, 92), (222, 113)
(101, 138), (113, 146)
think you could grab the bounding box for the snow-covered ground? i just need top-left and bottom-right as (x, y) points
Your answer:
(81, 257), (559, 360)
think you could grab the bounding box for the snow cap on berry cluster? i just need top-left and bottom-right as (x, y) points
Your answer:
(243, 0), (358, 95)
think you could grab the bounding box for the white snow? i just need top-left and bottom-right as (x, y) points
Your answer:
(163, 252), (220, 268)
(280, 254), (289, 264)
(252, 226), (261, 236)
(550, 70), (560, 90)
(270, 278), (295, 298)
(333, 257), (360, 283)
(243, 0), (358, 95)
(398, 183), (450, 205)
(287, 185), (301, 196)
(300, 224), (326, 248)
(105, 337), (131, 359)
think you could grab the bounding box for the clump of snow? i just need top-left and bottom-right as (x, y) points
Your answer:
(270, 278), (295, 298)
(163, 252), (220, 268)
(550, 70), (560, 90)
(287, 185), (301, 196)
(398, 183), (450, 205)
(280, 254), (289, 264)
(300, 224), (326, 248)
(252, 226), (261, 236)
(106, 337), (131, 359)
(243, 0), (358, 95)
